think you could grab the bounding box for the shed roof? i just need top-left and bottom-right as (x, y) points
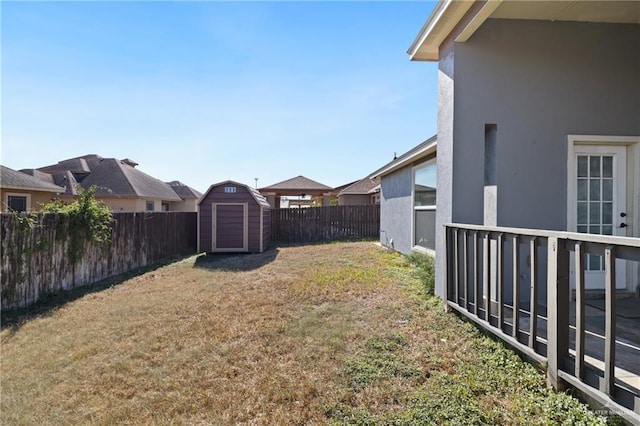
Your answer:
(199, 180), (271, 208)
(0, 165), (65, 193)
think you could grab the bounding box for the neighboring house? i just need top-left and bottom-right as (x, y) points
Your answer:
(0, 165), (65, 212)
(337, 177), (380, 206)
(27, 154), (200, 212)
(259, 175), (334, 208)
(369, 136), (437, 254)
(166, 181), (203, 212)
(408, 0), (639, 419)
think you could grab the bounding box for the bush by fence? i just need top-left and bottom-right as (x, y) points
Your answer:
(1, 212), (197, 310)
(270, 205), (380, 244)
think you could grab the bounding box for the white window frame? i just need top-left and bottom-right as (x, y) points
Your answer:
(5, 192), (31, 212)
(146, 201), (155, 211)
(412, 158), (437, 256)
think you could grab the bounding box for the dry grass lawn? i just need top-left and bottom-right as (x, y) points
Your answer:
(1, 242), (609, 425)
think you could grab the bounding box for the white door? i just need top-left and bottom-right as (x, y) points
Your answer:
(571, 145), (627, 289)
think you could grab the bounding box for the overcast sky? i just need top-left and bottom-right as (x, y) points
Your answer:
(2, 1), (438, 193)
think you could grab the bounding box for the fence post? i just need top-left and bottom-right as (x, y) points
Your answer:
(546, 236), (569, 390)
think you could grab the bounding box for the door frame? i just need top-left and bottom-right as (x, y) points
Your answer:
(567, 135), (640, 292)
(212, 202), (249, 252)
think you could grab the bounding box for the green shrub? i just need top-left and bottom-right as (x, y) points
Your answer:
(41, 186), (113, 263)
(406, 251), (435, 296)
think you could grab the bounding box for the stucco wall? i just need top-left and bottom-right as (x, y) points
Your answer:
(0, 190), (55, 212)
(99, 198), (142, 212)
(339, 194), (372, 206)
(434, 19), (640, 298)
(170, 199), (198, 212)
(380, 168), (413, 254)
(452, 19), (640, 230)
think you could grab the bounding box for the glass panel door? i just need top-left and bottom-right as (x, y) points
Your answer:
(572, 145), (627, 289)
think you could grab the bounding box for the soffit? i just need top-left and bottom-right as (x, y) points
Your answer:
(491, 1), (640, 24)
(410, 0), (639, 61)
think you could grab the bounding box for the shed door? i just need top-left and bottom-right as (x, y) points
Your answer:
(212, 203), (248, 252)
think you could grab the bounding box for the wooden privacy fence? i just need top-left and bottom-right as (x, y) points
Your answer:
(270, 205), (380, 244)
(1, 212), (197, 310)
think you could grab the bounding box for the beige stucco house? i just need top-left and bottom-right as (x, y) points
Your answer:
(0, 165), (65, 212)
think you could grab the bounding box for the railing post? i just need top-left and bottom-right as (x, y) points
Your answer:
(529, 237), (538, 349)
(482, 232), (490, 321)
(497, 233), (504, 331)
(604, 246), (617, 397)
(574, 242), (585, 380)
(444, 226), (450, 306)
(452, 228), (459, 304)
(547, 236), (570, 391)
(474, 231), (481, 316)
(512, 235), (520, 339)
(462, 230), (468, 309)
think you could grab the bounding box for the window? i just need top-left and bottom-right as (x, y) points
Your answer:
(161, 202), (170, 212)
(371, 193), (380, 204)
(6, 194), (30, 212)
(146, 201), (154, 211)
(413, 160), (437, 251)
(414, 161), (437, 207)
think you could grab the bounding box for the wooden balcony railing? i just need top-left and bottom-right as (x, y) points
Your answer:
(444, 223), (640, 423)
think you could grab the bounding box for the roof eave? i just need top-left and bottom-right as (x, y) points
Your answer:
(407, 0), (477, 62)
(369, 139), (437, 179)
(1, 185), (64, 193)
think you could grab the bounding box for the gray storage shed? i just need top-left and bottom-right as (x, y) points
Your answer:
(197, 181), (271, 253)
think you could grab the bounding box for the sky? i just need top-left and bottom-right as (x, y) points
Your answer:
(1, 1), (438, 194)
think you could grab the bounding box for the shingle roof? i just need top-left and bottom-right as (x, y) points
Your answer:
(39, 156), (92, 174)
(1, 165), (65, 193)
(339, 177), (379, 195)
(199, 181), (271, 208)
(51, 171), (80, 195)
(167, 181), (203, 200)
(77, 158), (182, 201)
(34, 154), (202, 201)
(260, 175), (333, 192)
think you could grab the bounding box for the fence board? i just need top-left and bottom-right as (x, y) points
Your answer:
(270, 205), (380, 244)
(1, 212), (197, 310)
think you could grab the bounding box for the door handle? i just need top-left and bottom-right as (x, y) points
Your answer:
(620, 222), (627, 228)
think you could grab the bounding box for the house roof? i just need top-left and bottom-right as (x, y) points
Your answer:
(259, 175), (334, 195)
(198, 180), (271, 208)
(0, 165), (65, 193)
(39, 156), (93, 174)
(79, 158), (182, 201)
(409, 0), (640, 61)
(339, 177), (380, 196)
(37, 155), (183, 201)
(167, 181), (203, 200)
(369, 135), (437, 179)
